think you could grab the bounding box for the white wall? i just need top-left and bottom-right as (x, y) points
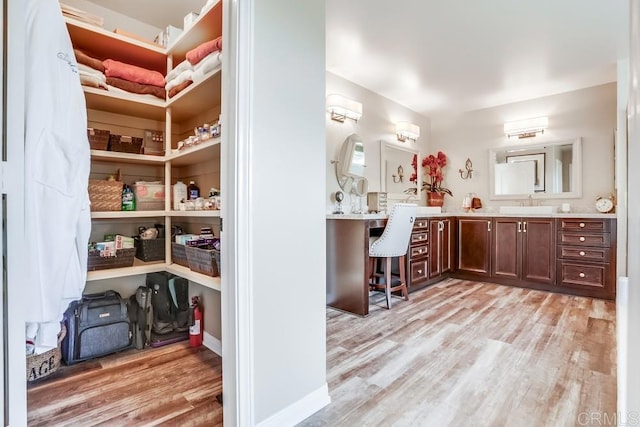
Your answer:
(326, 72), (432, 212)
(430, 83), (617, 212)
(249, 0), (328, 424)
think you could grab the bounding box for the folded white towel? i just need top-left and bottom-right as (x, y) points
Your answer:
(192, 52), (221, 83)
(165, 69), (193, 92)
(78, 63), (106, 81)
(34, 321), (60, 355)
(166, 59), (193, 82)
(80, 72), (108, 90)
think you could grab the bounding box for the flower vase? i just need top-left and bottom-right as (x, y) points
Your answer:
(427, 192), (445, 207)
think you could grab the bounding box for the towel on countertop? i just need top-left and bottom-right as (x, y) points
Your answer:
(103, 59), (165, 87)
(168, 80), (193, 98)
(165, 69), (193, 92)
(166, 59), (193, 83)
(186, 36), (222, 66)
(192, 51), (221, 83)
(74, 49), (104, 72)
(106, 76), (166, 99)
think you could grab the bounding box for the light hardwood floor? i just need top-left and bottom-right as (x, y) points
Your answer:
(27, 341), (223, 426)
(28, 279), (616, 426)
(300, 278), (616, 427)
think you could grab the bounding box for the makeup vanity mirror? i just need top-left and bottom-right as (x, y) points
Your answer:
(335, 133), (368, 197)
(489, 137), (582, 200)
(380, 141), (419, 200)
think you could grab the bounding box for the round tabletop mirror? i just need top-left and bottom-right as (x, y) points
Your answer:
(335, 134), (366, 192)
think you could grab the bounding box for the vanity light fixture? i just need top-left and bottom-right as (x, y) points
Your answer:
(326, 94), (363, 123)
(396, 121), (420, 142)
(504, 116), (548, 139)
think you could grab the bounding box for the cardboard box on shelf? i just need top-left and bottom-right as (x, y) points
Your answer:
(113, 28), (162, 47)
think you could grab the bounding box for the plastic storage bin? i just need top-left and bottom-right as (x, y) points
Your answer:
(133, 182), (165, 211)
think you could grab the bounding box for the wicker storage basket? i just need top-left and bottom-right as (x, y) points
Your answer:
(87, 128), (110, 151)
(185, 246), (220, 277)
(88, 179), (122, 211)
(135, 238), (165, 262)
(108, 134), (143, 154)
(171, 243), (189, 267)
(26, 323), (66, 383)
(87, 248), (135, 271)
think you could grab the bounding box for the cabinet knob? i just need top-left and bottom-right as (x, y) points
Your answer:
(579, 222), (585, 228)
(579, 272), (586, 278)
(418, 249), (423, 254)
(579, 236), (586, 242)
(417, 269), (422, 274)
(418, 236), (423, 240)
(579, 251), (586, 256)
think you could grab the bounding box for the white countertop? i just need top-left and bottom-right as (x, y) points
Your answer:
(326, 212), (617, 220)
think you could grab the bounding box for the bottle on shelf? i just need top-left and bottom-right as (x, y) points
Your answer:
(173, 180), (187, 210)
(208, 188), (221, 210)
(187, 180), (200, 200)
(122, 184), (135, 211)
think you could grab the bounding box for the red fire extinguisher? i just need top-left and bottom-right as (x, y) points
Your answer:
(190, 296), (203, 347)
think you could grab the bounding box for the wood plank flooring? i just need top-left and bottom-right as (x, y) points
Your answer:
(27, 341), (223, 426)
(300, 279), (617, 427)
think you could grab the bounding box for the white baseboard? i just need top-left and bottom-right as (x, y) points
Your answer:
(203, 331), (222, 356)
(256, 383), (330, 427)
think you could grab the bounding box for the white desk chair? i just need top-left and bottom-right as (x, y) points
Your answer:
(369, 203), (416, 309)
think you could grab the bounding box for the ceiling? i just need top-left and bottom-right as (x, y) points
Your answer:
(88, 0), (629, 118)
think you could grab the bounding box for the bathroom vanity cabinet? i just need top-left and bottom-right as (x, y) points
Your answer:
(456, 217), (492, 277)
(428, 218), (453, 280)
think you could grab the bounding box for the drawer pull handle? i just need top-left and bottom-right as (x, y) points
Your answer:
(418, 236), (423, 240)
(579, 272), (585, 278)
(579, 251), (586, 256)
(579, 222), (585, 228)
(417, 269), (422, 274)
(579, 237), (586, 242)
(418, 249), (423, 254)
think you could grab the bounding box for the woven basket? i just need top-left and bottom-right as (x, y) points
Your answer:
(87, 248), (136, 271)
(109, 134), (143, 154)
(185, 246), (220, 277)
(171, 243), (189, 267)
(87, 128), (110, 151)
(26, 323), (66, 383)
(135, 238), (165, 262)
(88, 179), (122, 212)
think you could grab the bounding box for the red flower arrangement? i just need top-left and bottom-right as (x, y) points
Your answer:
(420, 151), (452, 196)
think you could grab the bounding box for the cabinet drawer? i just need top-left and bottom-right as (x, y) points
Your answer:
(410, 244), (428, 260)
(411, 231), (429, 244)
(413, 219), (429, 230)
(410, 259), (429, 283)
(558, 232), (610, 247)
(557, 261), (609, 290)
(558, 219), (610, 232)
(558, 245), (610, 262)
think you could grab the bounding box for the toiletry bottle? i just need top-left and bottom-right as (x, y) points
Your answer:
(187, 180), (200, 200)
(173, 180), (187, 210)
(122, 184), (135, 211)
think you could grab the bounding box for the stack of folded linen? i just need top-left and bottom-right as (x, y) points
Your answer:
(165, 36), (223, 99)
(103, 59), (166, 100)
(75, 49), (107, 89)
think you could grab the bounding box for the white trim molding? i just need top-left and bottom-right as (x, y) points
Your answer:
(256, 383), (330, 427)
(203, 331), (222, 356)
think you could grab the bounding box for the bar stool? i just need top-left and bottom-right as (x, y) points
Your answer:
(368, 203), (416, 309)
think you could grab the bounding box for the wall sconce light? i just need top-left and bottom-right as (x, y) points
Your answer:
(504, 116), (548, 138)
(396, 121), (420, 142)
(459, 158), (473, 179)
(326, 94), (363, 123)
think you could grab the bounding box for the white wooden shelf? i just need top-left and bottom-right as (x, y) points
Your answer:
(167, 68), (222, 122)
(87, 259), (166, 281)
(91, 210), (166, 219)
(91, 150), (165, 165)
(168, 210), (221, 218)
(84, 87), (166, 121)
(65, 17), (166, 72)
(166, 137), (221, 166)
(166, 264), (221, 291)
(167, 0), (223, 61)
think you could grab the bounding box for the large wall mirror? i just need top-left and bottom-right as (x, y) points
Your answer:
(380, 141), (419, 200)
(489, 137), (582, 200)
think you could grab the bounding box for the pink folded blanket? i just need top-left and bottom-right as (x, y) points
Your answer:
(103, 59), (165, 87)
(186, 36), (222, 66)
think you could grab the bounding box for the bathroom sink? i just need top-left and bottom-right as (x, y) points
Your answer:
(415, 206), (442, 215)
(499, 206), (555, 214)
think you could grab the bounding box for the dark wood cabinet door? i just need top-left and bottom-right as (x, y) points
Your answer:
(457, 218), (491, 276)
(492, 218), (520, 279)
(428, 219), (441, 279)
(521, 218), (555, 284)
(440, 219), (452, 275)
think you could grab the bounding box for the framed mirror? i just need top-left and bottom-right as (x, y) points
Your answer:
(489, 137), (582, 200)
(335, 134), (367, 193)
(380, 141), (419, 200)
